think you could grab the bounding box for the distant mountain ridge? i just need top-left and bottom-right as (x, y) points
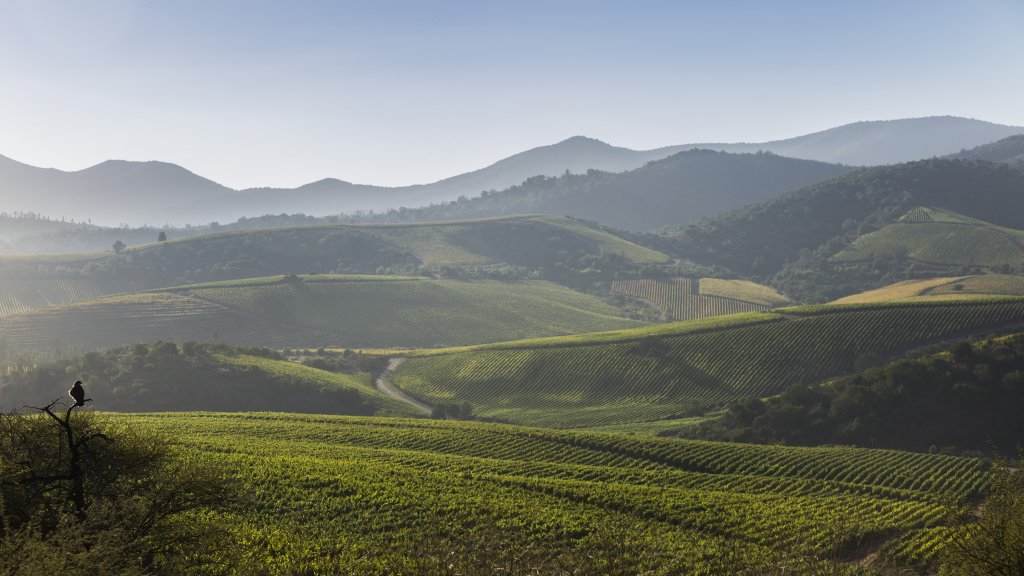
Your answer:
(363, 149), (854, 231)
(683, 116), (1024, 165)
(1, 116), (1020, 226)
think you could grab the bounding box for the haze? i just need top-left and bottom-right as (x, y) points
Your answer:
(1, 0), (1022, 189)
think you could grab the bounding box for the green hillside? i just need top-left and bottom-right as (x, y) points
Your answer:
(0, 275), (644, 351)
(949, 134), (1024, 164)
(611, 277), (792, 321)
(664, 159), (1024, 301)
(834, 207), (1024, 268)
(834, 274), (1024, 304)
(123, 412), (988, 573)
(679, 332), (1024, 453)
(0, 342), (417, 416)
(391, 298), (1024, 429)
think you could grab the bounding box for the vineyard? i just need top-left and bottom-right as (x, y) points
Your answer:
(0, 275), (643, 351)
(391, 298), (1024, 428)
(833, 207), (1024, 268)
(0, 278), (107, 317)
(834, 274), (1024, 304)
(119, 412), (986, 574)
(611, 277), (791, 320)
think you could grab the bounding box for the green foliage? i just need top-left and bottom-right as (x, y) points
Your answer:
(611, 277), (791, 321)
(941, 461), (1024, 576)
(123, 412), (988, 574)
(0, 408), (240, 574)
(393, 299), (1024, 428)
(834, 208), (1024, 269)
(0, 276), (643, 351)
(680, 333), (1024, 453)
(0, 342), (415, 416)
(0, 215), (667, 293)
(665, 159), (1024, 301)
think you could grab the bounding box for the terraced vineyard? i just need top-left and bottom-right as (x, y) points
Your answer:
(0, 278), (108, 317)
(834, 207), (1024, 268)
(392, 298), (1024, 428)
(834, 274), (1024, 304)
(0, 275), (643, 351)
(125, 412), (988, 573)
(611, 277), (791, 320)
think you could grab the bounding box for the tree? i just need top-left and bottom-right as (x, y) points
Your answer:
(158, 231), (167, 242)
(0, 399), (242, 573)
(112, 240), (126, 254)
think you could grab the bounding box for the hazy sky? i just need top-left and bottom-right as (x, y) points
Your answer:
(1, 0), (1022, 189)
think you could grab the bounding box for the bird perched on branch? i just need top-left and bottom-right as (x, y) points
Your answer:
(69, 380), (86, 407)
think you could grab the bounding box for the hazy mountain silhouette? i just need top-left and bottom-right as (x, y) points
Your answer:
(0, 154), (233, 224)
(947, 134), (1024, 164)
(1, 117), (1020, 226)
(681, 116), (1024, 166)
(364, 149), (853, 231)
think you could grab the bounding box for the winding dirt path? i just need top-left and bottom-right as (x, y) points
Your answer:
(375, 358), (432, 415)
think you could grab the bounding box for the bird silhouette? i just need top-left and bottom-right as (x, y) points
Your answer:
(69, 380), (86, 407)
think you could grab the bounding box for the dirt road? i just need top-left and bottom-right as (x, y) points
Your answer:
(374, 358), (432, 415)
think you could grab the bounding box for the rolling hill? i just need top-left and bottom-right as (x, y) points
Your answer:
(610, 277), (792, 321)
(0, 216), (669, 302)
(0, 275), (644, 351)
(832, 207), (1024, 269)
(120, 412), (988, 573)
(665, 158), (1024, 302)
(833, 274), (1024, 304)
(0, 342), (418, 417)
(362, 150), (853, 230)
(389, 298), (1024, 429)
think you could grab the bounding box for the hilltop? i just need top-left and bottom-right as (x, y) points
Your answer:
(0, 275), (644, 351)
(948, 134), (1024, 164)
(0, 216), (669, 296)
(686, 116), (1024, 165)
(2, 117), (1018, 227)
(665, 159), (1024, 301)
(361, 149), (852, 231)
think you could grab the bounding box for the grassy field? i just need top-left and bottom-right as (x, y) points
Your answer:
(611, 277), (791, 320)
(123, 412), (988, 574)
(833, 274), (1024, 304)
(391, 298), (1024, 428)
(0, 275), (643, 351)
(833, 207), (1024, 269)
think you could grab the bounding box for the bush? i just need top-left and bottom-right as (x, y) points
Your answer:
(0, 402), (241, 574)
(941, 458), (1024, 576)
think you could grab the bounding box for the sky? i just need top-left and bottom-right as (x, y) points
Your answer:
(0, 0), (1022, 189)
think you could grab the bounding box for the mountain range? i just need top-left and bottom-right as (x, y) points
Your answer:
(1, 116), (1020, 226)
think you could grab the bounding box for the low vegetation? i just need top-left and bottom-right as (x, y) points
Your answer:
(676, 334), (1024, 454)
(0, 275), (644, 351)
(611, 277), (791, 321)
(0, 406), (240, 574)
(116, 412), (989, 574)
(834, 274), (1024, 304)
(392, 298), (1024, 428)
(0, 342), (416, 417)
